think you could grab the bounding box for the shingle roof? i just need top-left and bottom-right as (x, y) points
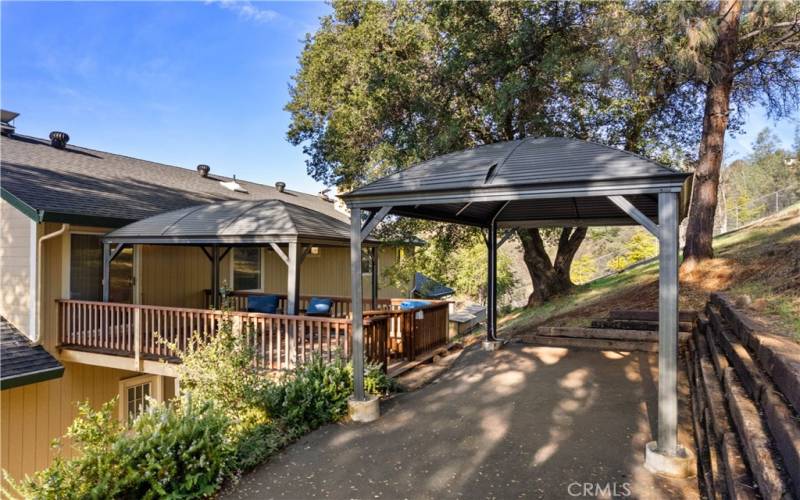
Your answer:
(1, 133), (346, 227)
(1, 316), (64, 390)
(105, 199), (370, 245)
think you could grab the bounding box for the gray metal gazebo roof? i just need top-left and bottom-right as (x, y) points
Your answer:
(342, 137), (692, 227)
(105, 199), (373, 246)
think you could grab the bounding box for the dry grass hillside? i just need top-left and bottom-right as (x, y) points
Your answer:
(500, 204), (800, 341)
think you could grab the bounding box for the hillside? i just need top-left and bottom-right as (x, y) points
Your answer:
(500, 204), (800, 340)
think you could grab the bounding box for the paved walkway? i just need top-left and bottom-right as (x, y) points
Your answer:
(227, 343), (696, 499)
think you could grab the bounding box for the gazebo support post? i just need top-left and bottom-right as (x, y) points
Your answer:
(487, 220), (498, 341)
(644, 191), (694, 476)
(102, 243), (127, 302)
(349, 206), (392, 422)
(350, 208), (366, 399)
(211, 245), (220, 309)
(102, 242), (111, 302)
(370, 246), (378, 310)
(286, 242), (302, 315)
(657, 191), (679, 454)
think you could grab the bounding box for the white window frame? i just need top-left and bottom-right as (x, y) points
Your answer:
(230, 247), (264, 291)
(118, 374), (163, 423)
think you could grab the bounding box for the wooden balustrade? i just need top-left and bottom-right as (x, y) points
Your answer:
(202, 290), (394, 317)
(363, 301), (450, 361)
(58, 300), (390, 371)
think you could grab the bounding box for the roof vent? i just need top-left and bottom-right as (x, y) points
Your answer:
(220, 175), (248, 193)
(49, 131), (70, 149)
(275, 181), (286, 193)
(1, 109), (19, 136)
(197, 164), (210, 177)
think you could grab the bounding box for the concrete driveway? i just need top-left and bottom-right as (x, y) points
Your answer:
(226, 343), (696, 499)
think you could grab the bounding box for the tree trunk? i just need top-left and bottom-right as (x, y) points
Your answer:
(683, 0), (742, 264)
(518, 227), (587, 305)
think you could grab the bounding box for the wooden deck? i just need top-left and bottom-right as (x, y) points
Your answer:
(57, 298), (450, 374)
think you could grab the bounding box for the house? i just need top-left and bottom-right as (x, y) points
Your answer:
(0, 110), (413, 482)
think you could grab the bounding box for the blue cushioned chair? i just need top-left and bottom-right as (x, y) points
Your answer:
(306, 297), (334, 317)
(247, 295), (280, 314)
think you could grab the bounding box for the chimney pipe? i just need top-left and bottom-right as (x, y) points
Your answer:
(197, 164), (210, 177)
(49, 131), (69, 149)
(275, 181), (286, 193)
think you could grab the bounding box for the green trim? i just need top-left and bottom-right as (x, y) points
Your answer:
(40, 211), (133, 228)
(0, 366), (64, 391)
(0, 187), (41, 222)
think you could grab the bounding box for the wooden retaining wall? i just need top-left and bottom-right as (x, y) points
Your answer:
(688, 292), (800, 499)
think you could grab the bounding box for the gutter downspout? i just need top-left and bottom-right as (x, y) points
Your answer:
(35, 223), (69, 344)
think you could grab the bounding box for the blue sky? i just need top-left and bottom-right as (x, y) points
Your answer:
(1, 1), (797, 197)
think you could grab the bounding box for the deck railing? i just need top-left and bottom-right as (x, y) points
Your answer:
(202, 291), (451, 360)
(203, 290), (394, 318)
(58, 300), (389, 371)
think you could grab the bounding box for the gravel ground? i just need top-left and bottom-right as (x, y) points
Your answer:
(226, 343), (697, 499)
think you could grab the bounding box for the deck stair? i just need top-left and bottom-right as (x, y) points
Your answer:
(520, 309), (695, 352)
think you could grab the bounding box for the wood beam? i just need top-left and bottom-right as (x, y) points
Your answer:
(269, 242), (290, 266)
(608, 195), (659, 236)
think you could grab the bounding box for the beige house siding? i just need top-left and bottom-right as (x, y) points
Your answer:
(2, 221), (409, 484)
(1, 362), (139, 484)
(0, 199), (35, 337)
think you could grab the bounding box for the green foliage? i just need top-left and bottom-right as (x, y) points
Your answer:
(167, 313), (268, 417)
(382, 236), (515, 304)
(264, 355), (393, 434)
(13, 397), (234, 499)
(607, 230), (658, 272)
(570, 255), (598, 285)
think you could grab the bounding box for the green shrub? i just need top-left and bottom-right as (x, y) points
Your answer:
(265, 356), (397, 434)
(167, 313), (269, 417)
(12, 396), (233, 499)
(265, 356), (353, 433)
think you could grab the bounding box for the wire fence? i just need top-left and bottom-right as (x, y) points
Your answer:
(714, 184), (800, 235)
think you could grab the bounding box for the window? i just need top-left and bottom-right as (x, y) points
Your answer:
(233, 248), (261, 290)
(70, 234), (102, 300)
(126, 382), (151, 424)
(119, 375), (163, 424)
(70, 234), (134, 303)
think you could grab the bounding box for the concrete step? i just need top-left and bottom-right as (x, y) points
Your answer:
(591, 318), (693, 333)
(609, 309), (698, 323)
(520, 334), (658, 352)
(538, 326), (691, 344)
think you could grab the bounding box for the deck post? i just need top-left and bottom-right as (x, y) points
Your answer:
(657, 191), (679, 455)
(487, 220), (498, 341)
(102, 242), (110, 302)
(133, 307), (142, 371)
(211, 245), (220, 309)
(350, 208), (365, 401)
(286, 242), (301, 315)
(370, 246), (378, 310)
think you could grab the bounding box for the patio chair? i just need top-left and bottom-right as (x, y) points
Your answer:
(305, 297), (334, 317)
(246, 294), (280, 314)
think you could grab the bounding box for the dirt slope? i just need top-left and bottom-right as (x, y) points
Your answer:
(500, 204), (800, 340)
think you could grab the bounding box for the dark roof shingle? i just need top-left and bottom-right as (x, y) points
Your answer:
(1, 134), (345, 226)
(1, 317), (64, 390)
